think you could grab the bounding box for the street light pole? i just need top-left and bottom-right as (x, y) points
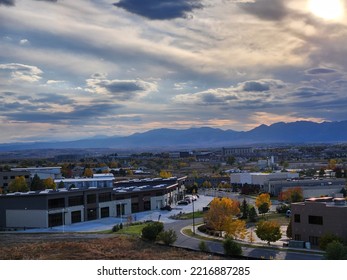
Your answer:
(192, 196), (195, 235)
(62, 207), (65, 233)
(191, 188), (197, 235)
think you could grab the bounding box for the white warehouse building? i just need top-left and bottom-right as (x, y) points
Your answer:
(230, 172), (299, 192)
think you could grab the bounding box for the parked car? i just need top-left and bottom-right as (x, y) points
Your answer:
(160, 205), (172, 211)
(177, 200), (189, 205)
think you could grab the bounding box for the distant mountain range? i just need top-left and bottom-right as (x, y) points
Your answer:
(1, 120), (347, 152)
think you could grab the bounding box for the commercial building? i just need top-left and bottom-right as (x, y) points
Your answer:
(0, 171), (31, 193)
(291, 197), (347, 248)
(54, 173), (115, 189)
(0, 177), (186, 230)
(11, 167), (62, 180)
(222, 147), (254, 157)
(230, 172), (299, 191)
(267, 178), (345, 197)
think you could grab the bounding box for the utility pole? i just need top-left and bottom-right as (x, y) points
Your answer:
(192, 190), (196, 235)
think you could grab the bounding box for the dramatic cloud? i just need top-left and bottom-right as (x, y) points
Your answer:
(0, 0), (14, 6)
(86, 75), (158, 101)
(1, 0), (347, 142)
(3, 102), (123, 124)
(113, 0), (203, 20)
(0, 63), (43, 83)
(237, 79), (286, 92)
(238, 0), (289, 21)
(305, 68), (338, 75)
(173, 79), (287, 107)
(0, 0), (57, 6)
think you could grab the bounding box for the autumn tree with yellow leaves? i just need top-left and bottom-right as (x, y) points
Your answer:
(255, 193), (271, 215)
(83, 168), (94, 178)
(9, 176), (29, 193)
(204, 197), (246, 239)
(43, 177), (56, 190)
(159, 170), (172, 179)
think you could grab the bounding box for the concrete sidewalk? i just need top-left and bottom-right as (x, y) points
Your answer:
(180, 224), (324, 258)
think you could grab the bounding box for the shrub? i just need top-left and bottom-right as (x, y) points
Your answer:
(223, 237), (242, 257)
(141, 222), (164, 241)
(319, 233), (344, 251)
(157, 229), (177, 245)
(112, 224), (120, 232)
(197, 224), (207, 233)
(324, 241), (347, 260)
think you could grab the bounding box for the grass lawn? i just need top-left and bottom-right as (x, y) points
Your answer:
(257, 212), (290, 226)
(171, 210), (204, 220)
(115, 223), (147, 235)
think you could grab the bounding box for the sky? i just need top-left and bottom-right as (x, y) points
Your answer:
(1, 0), (347, 143)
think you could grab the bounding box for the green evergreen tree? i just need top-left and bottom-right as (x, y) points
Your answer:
(248, 206), (258, 222)
(30, 174), (45, 191)
(241, 198), (249, 219)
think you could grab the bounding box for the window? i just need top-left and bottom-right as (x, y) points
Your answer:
(116, 204), (125, 217)
(68, 195), (83, 206)
(71, 210), (82, 223)
(87, 208), (97, 220)
(48, 213), (63, 227)
(100, 207), (110, 218)
(87, 194), (96, 204)
(294, 234), (301, 241)
(48, 198), (65, 209)
(144, 201), (151, 211)
(131, 202), (139, 213)
(308, 215), (323, 225)
(294, 214), (301, 223)
(99, 192), (111, 202)
(309, 236), (320, 246)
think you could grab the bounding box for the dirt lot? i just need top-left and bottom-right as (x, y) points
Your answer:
(0, 233), (223, 260)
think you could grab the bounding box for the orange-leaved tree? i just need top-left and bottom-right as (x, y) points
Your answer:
(278, 187), (303, 203)
(204, 197), (246, 239)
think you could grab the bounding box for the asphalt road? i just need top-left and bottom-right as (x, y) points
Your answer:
(164, 218), (324, 260)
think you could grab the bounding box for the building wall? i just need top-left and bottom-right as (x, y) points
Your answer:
(98, 199), (131, 218)
(269, 178), (345, 196)
(54, 178), (114, 189)
(291, 201), (347, 247)
(11, 167), (62, 180)
(230, 173), (252, 185)
(222, 147), (253, 156)
(231, 172), (299, 187)
(6, 209), (47, 228)
(0, 180), (182, 229)
(299, 187), (341, 199)
(0, 171), (31, 192)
